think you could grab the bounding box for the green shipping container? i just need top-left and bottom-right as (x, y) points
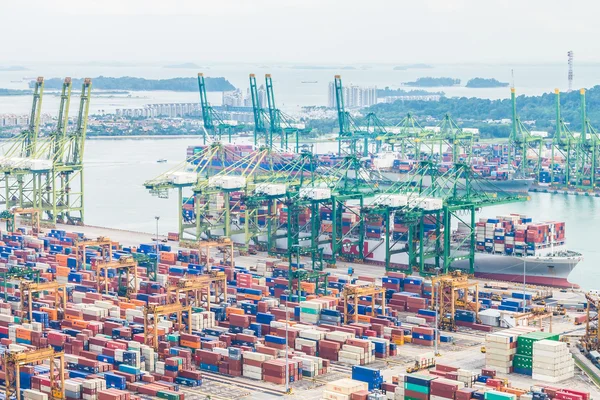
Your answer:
(405, 397), (422, 400)
(300, 308), (319, 315)
(516, 332), (558, 356)
(167, 333), (180, 342)
(404, 382), (430, 394)
(512, 354), (532, 369)
(485, 390), (517, 400)
(157, 391), (180, 400)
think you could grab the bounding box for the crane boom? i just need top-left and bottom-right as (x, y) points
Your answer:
(52, 78), (72, 162)
(250, 74), (267, 146)
(23, 77), (45, 158)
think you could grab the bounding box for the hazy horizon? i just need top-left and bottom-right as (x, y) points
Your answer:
(2, 0), (599, 65)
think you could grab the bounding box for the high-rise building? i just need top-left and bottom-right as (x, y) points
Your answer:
(328, 82), (377, 108)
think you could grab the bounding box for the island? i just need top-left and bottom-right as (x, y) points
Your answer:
(163, 62), (201, 69)
(378, 87), (444, 97)
(0, 88), (31, 96)
(0, 65), (29, 72)
(402, 77), (460, 87)
(466, 77), (510, 88)
(34, 76), (235, 92)
(393, 64), (434, 71)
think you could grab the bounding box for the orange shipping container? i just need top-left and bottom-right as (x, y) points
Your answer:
(40, 307), (58, 321)
(180, 340), (200, 349)
(16, 328), (31, 340)
(55, 254), (68, 267)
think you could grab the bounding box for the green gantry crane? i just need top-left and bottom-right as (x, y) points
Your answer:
(198, 73), (233, 143)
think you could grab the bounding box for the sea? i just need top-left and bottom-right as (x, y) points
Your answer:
(0, 62), (599, 289)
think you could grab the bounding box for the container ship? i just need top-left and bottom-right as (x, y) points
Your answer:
(184, 195), (580, 288)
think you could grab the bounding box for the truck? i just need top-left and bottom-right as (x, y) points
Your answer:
(407, 352), (436, 373)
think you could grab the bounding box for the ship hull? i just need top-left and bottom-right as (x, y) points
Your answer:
(451, 253), (580, 288)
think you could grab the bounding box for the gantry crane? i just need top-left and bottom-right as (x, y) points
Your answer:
(0, 77), (46, 216)
(198, 73), (233, 143)
(46, 77), (92, 224)
(508, 87), (543, 178)
(550, 89), (579, 187)
(582, 292), (600, 351)
(499, 308), (553, 332)
(74, 236), (113, 269)
(0, 207), (41, 234)
(4, 347), (65, 400)
(143, 302), (192, 351)
(334, 75), (372, 157)
(20, 281), (67, 323)
(577, 88), (600, 189)
(430, 271), (479, 331)
(342, 284), (386, 323)
(265, 74), (305, 152)
(249, 74), (269, 148)
(95, 256), (138, 297)
(166, 271), (227, 309)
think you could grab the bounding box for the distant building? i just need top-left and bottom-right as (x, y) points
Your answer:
(328, 82), (378, 108)
(116, 103), (201, 118)
(244, 85), (267, 108)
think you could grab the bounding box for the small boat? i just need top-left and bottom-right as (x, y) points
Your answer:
(157, 159), (167, 163)
(301, 81), (318, 84)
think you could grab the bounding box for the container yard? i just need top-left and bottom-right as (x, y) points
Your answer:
(0, 219), (591, 400)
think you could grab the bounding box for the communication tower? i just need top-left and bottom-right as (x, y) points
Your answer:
(568, 51), (574, 92)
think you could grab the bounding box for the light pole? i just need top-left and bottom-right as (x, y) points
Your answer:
(155, 216), (160, 253)
(283, 289), (290, 394)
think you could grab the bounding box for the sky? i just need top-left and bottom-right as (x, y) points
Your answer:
(2, 0), (599, 65)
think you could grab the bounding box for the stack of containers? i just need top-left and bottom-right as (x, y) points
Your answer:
(351, 366), (383, 391)
(262, 358), (300, 385)
(484, 218), (499, 252)
(532, 340), (574, 382)
(339, 338), (374, 366)
(412, 327), (436, 346)
(404, 277), (423, 295)
(430, 377), (466, 400)
(299, 300), (321, 324)
(493, 228), (505, 253)
(456, 369), (478, 388)
(513, 331), (559, 375)
(322, 379), (369, 400)
(242, 351), (271, 380)
(403, 373), (437, 399)
(485, 327), (538, 373)
(475, 220), (485, 252)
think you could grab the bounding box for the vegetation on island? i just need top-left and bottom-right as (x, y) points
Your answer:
(0, 65), (29, 71)
(367, 86), (600, 135)
(377, 87), (444, 97)
(0, 88), (31, 96)
(466, 78), (509, 88)
(403, 77), (460, 87)
(34, 76), (235, 92)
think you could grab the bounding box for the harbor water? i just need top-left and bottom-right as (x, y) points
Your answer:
(17, 137), (592, 290)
